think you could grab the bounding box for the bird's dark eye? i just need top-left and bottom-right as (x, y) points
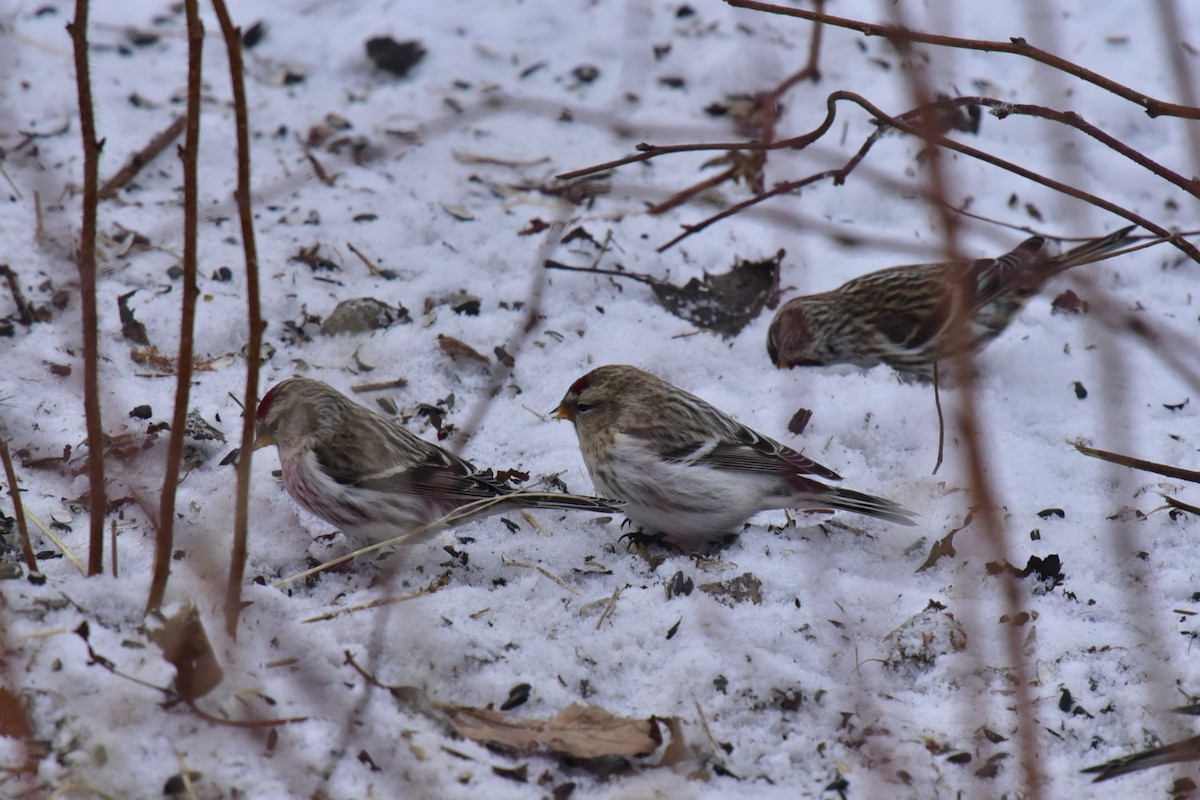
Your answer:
(575, 402), (595, 413)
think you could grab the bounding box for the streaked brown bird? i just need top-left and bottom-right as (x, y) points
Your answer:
(553, 364), (915, 548)
(767, 226), (1137, 382)
(254, 376), (621, 550)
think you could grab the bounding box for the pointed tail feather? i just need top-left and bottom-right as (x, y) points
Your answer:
(1049, 224), (1139, 274)
(821, 486), (917, 526)
(505, 491), (624, 515)
(1082, 735), (1200, 782)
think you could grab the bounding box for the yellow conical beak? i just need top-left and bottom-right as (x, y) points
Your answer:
(252, 430), (276, 450)
(551, 403), (573, 422)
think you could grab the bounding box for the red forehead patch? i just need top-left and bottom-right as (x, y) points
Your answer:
(256, 383), (280, 421)
(568, 373), (592, 395)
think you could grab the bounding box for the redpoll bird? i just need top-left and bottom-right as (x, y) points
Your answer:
(254, 376), (621, 550)
(552, 365), (915, 547)
(767, 226), (1137, 382)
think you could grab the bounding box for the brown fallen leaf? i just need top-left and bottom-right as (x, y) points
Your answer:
(787, 408), (812, 436)
(698, 572), (762, 606)
(346, 654), (677, 763)
(917, 510), (974, 573)
(441, 702), (663, 759)
(130, 345), (218, 375)
(438, 334), (490, 364)
(544, 250), (783, 337)
(118, 290), (151, 345)
(149, 604), (224, 701)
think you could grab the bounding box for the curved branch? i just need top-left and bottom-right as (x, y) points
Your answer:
(726, 0), (1200, 119)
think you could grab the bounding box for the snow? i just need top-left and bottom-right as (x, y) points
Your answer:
(1, 0), (1199, 797)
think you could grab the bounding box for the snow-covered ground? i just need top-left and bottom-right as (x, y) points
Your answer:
(2, 0), (1199, 797)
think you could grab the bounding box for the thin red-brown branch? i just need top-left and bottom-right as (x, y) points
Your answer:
(654, 91), (1200, 260)
(768, 0), (824, 96)
(1074, 443), (1200, 485)
(726, 0), (1200, 120)
(927, 96), (1200, 199)
(645, 166), (738, 216)
(97, 114), (187, 201)
(148, 0), (203, 614)
(68, 0), (106, 577)
(884, 11), (1041, 791)
(0, 433), (39, 577)
(211, 0), (265, 640)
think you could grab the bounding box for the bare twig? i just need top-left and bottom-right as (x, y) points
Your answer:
(302, 572), (450, 623)
(502, 555), (581, 596)
(448, 212), (570, 452)
(0, 432), (40, 578)
(148, 0), (203, 613)
(67, 0), (107, 577)
(726, 0), (1200, 119)
(656, 92), (1200, 258)
(212, 0), (265, 639)
(346, 240), (385, 276)
(1073, 442), (1200, 485)
(931, 362), (945, 475)
(875, 7), (1044, 790)
(97, 114), (187, 200)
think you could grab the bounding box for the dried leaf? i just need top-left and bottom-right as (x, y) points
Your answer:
(149, 605), (224, 701)
(438, 334), (490, 364)
(917, 510), (974, 572)
(1051, 289), (1088, 314)
(546, 252), (781, 338)
(441, 702), (663, 759)
(698, 572), (762, 605)
(787, 408), (812, 435)
(130, 345), (217, 375)
(118, 290), (150, 345)
(366, 36), (426, 78)
(650, 251), (783, 337)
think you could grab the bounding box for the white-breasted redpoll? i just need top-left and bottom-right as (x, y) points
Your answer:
(552, 365), (915, 547)
(767, 226), (1136, 382)
(254, 376), (621, 549)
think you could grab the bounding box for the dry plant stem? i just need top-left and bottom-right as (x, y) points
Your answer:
(147, 0), (203, 614)
(1073, 443), (1200, 485)
(933, 96), (1200, 200)
(882, 10), (1043, 790)
(447, 213), (567, 452)
(211, 0), (264, 640)
(186, 699), (306, 729)
(771, 0), (823, 93)
(1155, 0), (1200, 169)
(726, 0), (1200, 120)
(645, 166), (738, 216)
(931, 362), (945, 475)
(68, 0), (107, 577)
(661, 92), (1200, 258)
(0, 435), (39, 576)
(97, 114), (187, 200)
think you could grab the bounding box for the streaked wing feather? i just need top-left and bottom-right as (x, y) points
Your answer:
(315, 416), (510, 502)
(633, 419), (842, 482)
